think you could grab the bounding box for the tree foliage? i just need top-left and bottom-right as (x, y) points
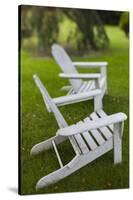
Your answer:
(98, 10), (121, 25)
(20, 6), (110, 52)
(30, 7), (59, 52)
(63, 9), (109, 50)
(20, 6), (33, 43)
(20, 6), (59, 52)
(119, 12), (129, 37)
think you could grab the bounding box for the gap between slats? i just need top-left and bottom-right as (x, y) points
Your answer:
(78, 121), (98, 150)
(73, 122), (90, 154)
(84, 117), (105, 145)
(78, 82), (88, 93)
(90, 112), (112, 140)
(96, 109), (114, 132)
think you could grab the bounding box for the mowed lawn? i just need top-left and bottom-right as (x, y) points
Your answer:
(20, 26), (129, 195)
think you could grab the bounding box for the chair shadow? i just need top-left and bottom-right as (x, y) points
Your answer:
(8, 187), (18, 194)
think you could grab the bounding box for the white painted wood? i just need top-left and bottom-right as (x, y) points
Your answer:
(69, 80), (95, 96)
(34, 71), (103, 112)
(113, 123), (123, 164)
(74, 122), (90, 154)
(67, 87), (75, 95)
(78, 121), (98, 150)
(30, 135), (67, 155)
(74, 133), (89, 154)
(51, 44), (83, 91)
(99, 76), (106, 88)
(72, 61), (108, 67)
(77, 81), (88, 93)
(51, 44), (108, 110)
(59, 73), (101, 79)
(97, 109), (113, 131)
(101, 66), (107, 77)
(90, 81), (96, 90)
(90, 112), (112, 139)
(94, 94), (103, 111)
(57, 113), (127, 136)
(68, 80), (95, 97)
(100, 66), (107, 93)
(52, 140), (63, 168)
(33, 75), (82, 156)
(99, 77), (106, 98)
(69, 136), (81, 155)
(83, 81), (92, 92)
(31, 80), (127, 189)
(90, 81), (96, 89)
(53, 89), (101, 107)
(36, 138), (113, 189)
(84, 118), (105, 145)
(95, 78), (100, 89)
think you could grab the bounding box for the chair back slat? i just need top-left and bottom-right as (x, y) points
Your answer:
(51, 44), (83, 92)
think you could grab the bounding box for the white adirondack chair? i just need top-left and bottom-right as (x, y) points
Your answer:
(31, 74), (127, 190)
(51, 44), (108, 110)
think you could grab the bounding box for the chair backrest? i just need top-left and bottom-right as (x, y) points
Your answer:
(51, 44), (83, 92)
(33, 75), (68, 129)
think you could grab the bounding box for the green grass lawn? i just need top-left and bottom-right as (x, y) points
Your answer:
(20, 26), (129, 195)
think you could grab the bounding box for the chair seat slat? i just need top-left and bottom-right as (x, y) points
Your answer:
(97, 110), (113, 131)
(78, 121), (98, 150)
(84, 117), (105, 145)
(90, 112), (112, 139)
(74, 122), (90, 154)
(83, 81), (92, 92)
(78, 81), (88, 93)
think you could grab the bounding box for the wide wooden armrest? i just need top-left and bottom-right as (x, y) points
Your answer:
(72, 62), (108, 68)
(53, 89), (101, 106)
(59, 73), (101, 79)
(57, 113), (127, 136)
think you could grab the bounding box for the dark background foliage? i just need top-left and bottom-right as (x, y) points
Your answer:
(20, 5), (129, 55)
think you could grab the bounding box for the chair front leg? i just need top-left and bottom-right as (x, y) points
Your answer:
(113, 122), (124, 164)
(100, 66), (108, 94)
(94, 94), (103, 111)
(95, 78), (100, 89)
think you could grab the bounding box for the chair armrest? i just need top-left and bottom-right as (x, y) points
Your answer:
(72, 62), (108, 68)
(53, 89), (101, 106)
(57, 113), (127, 136)
(59, 73), (101, 79)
